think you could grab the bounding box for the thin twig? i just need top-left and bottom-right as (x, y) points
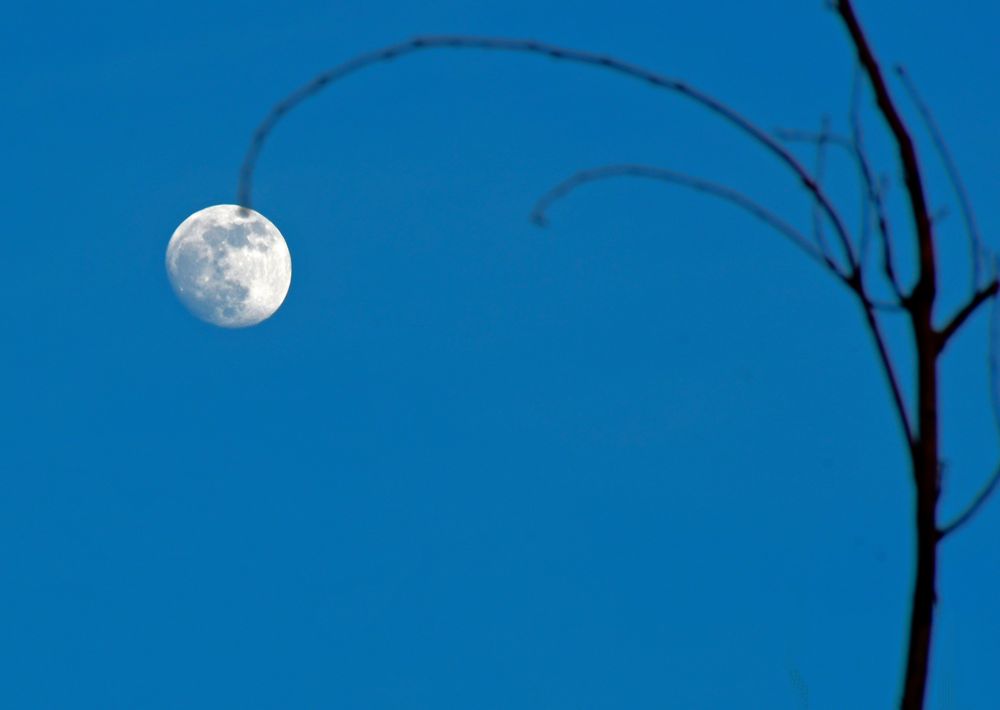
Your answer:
(940, 463), (1000, 537)
(812, 116), (834, 261)
(531, 161), (914, 443)
(850, 64), (903, 300)
(849, 67), (875, 267)
(774, 128), (854, 153)
(857, 291), (915, 446)
(529, 163), (842, 275)
(759, 122), (906, 314)
(775, 124), (854, 263)
(896, 66), (983, 290)
(237, 35), (857, 270)
(837, 1), (935, 302)
(937, 280), (1000, 353)
(774, 126), (865, 268)
(940, 291), (1000, 537)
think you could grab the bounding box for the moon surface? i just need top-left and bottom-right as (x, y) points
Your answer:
(166, 205), (292, 328)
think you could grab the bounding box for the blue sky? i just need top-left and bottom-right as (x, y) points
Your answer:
(2, 1), (998, 707)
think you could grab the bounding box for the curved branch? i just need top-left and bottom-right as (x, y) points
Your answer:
(811, 117), (834, 265)
(237, 35), (856, 270)
(774, 124), (867, 273)
(937, 280), (999, 353)
(940, 463), (1000, 538)
(940, 293), (1000, 537)
(530, 163), (842, 276)
(531, 162), (914, 444)
(896, 66), (983, 290)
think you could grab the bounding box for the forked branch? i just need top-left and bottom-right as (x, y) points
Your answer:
(896, 67), (984, 289)
(836, 4), (943, 708)
(849, 66), (903, 301)
(836, 1), (936, 298)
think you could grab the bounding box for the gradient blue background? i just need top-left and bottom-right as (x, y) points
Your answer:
(2, 1), (998, 707)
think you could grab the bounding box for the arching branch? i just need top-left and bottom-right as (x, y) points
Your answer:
(529, 163), (840, 275)
(774, 126), (864, 271)
(532, 162), (914, 445)
(237, 35), (857, 271)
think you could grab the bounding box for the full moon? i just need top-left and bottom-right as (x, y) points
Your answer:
(166, 205), (292, 328)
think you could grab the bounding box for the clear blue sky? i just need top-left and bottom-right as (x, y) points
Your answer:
(2, 1), (998, 707)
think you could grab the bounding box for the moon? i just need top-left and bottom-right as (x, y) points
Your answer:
(166, 205), (292, 328)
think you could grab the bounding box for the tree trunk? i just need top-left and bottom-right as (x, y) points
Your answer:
(901, 314), (939, 710)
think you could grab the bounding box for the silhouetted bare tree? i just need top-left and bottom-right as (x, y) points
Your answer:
(236, 2), (998, 707)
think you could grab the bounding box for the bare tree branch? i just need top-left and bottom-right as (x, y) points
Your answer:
(848, 67), (875, 268)
(940, 463), (1000, 538)
(937, 280), (1000, 353)
(856, 290), (916, 446)
(896, 66), (984, 290)
(836, 1), (936, 301)
(237, 35), (857, 271)
(532, 162), (915, 445)
(849, 64), (903, 301)
(774, 95), (909, 317)
(940, 293), (1000, 537)
(774, 126), (867, 270)
(836, 4), (941, 708)
(812, 116), (834, 263)
(529, 163), (842, 276)
(774, 128), (854, 153)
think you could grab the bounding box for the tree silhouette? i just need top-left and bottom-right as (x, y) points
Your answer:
(236, 2), (998, 707)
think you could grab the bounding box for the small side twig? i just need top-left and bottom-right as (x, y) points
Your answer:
(837, 1), (936, 301)
(855, 290), (915, 446)
(812, 116), (834, 262)
(937, 280), (1000, 353)
(940, 292), (1000, 537)
(940, 463), (1000, 538)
